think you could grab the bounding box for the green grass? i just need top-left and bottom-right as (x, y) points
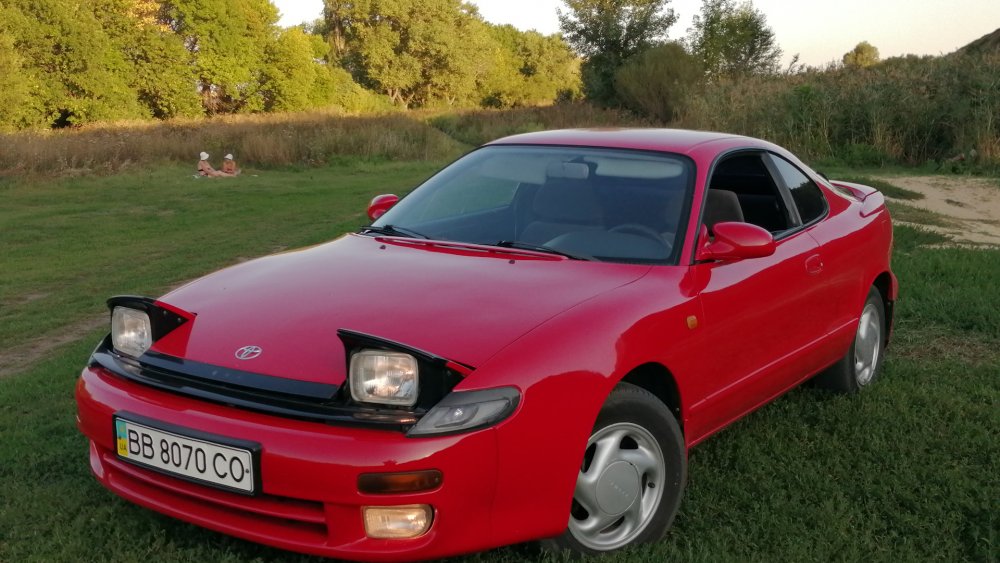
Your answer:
(0, 160), (443, 357)
(887, 201), (959, 228)
(1, 165), (998, 562)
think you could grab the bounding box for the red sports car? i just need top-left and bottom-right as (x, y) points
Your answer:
(76, 129), (896, 560)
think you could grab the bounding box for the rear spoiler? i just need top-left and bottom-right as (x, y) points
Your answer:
(830, 181), (878, 201)
(830, 181), (885, 217)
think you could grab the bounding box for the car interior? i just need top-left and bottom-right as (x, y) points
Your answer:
(704, 153), (795, 235)
(399, 152), (691, 263)
(384, 149), (809, 263)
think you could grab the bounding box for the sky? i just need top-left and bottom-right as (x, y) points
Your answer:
(274, 0), (1000, 67)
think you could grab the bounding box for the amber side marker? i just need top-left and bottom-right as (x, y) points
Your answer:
(358, 470), (443, 494)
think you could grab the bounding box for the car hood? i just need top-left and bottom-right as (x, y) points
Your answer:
(153, 234), (650, 386)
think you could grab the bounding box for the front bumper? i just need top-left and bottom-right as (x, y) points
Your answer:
(76, 365), (504, 562)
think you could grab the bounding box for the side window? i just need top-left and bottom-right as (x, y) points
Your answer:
(708, 154), (792, 232)
(770, 155), (827, 224)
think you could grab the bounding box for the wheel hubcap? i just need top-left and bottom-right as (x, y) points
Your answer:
(595, 461), (640, 515)
(854, 303), (881, 386)
(568, 422), (665, 551)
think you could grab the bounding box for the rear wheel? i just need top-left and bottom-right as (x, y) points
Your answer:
(543, 382), (685, 555)
(815, 286), (886, 393)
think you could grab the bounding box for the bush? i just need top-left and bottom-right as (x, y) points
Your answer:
(427, 103), (651, 147)
(676, 52), (1000, 169)
(615, 43), (703, 122)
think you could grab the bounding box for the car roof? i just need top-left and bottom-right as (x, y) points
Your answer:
(487, 128), (773, 156)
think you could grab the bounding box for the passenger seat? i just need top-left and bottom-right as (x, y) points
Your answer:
(703, 189), (744, 231)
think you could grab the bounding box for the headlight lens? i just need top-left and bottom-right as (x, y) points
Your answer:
(408, 387), (520, 436)
(350, 350), (419, 406)
(111, 307), (152, 358)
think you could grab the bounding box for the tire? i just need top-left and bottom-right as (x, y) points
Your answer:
(815, 286), (887, 393)
(542, 382), (686, 555)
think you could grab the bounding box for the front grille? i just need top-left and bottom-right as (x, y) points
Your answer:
(90, 337), (423, 430)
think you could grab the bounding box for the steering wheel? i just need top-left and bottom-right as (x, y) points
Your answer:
(609, 223), (668, 245)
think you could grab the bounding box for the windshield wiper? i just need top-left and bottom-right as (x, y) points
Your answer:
(494, 240), (592, 261)
(359, 224), (429, 239)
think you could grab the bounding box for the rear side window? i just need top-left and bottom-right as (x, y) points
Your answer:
(770, 156), (827, 224)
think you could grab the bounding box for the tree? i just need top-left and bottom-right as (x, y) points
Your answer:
(478, 24), (581, 108)
(91, 0), (202, 119)
(262, 28), (321, 112)
(687, 0), (782, 78)
(323, 0), (495, 107)
(558, 0), (677, 105)
(615, 42), (702, 121)
(843, 41), (880, 68)
(158, 0), (280, 114)
(0, 0), (149, 127)
(0, 30), (35, 130)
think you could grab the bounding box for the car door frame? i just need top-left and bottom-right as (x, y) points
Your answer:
(683, 148), (836, 444)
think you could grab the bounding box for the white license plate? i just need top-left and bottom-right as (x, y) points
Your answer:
(114, 416), (257, 494)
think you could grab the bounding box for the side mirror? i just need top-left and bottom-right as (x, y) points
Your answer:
(367, 194), (399, 222)
(696, 222), (775, 262)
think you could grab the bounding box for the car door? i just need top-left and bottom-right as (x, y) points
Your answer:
(686, 152), (833, 441)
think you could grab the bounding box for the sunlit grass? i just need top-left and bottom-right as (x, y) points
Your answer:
(0, 159), (996, 561)
(0, 160), (443, 356)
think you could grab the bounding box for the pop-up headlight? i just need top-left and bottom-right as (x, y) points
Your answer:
(111, 306), (153, 358)
(350, 350), (419, 406)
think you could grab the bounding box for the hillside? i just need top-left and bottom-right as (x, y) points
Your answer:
(959, 27), (1000, 55)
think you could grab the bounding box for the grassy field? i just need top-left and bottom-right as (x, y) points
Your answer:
(0, 162), (997, 562)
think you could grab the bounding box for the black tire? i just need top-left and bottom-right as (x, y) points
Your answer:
(542, 382), (686, 555)
(815, 286), (887, 393)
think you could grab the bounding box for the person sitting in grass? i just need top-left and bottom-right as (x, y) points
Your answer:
(197, 152), (225, 177)
(221, 154), (241, 176)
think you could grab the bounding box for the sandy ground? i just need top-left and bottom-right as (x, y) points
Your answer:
(879, 175), (1000, 246)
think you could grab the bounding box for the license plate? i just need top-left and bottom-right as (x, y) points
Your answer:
(114, 415), (258, 495)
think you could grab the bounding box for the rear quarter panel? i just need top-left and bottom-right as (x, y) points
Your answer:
(808, 183), (894, 338)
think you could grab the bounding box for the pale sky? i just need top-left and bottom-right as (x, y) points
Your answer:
(274, 0), (1000, 67)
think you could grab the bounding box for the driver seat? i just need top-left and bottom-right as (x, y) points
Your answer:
(519, 173), (604, 245)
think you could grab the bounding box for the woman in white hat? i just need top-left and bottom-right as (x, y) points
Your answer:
(197, 151), (225, 177)
(221, 153), (241, 176)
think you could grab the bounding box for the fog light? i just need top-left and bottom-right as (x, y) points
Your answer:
(362, 505), (433, 539)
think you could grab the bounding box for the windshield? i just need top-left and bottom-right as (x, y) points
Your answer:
(371, 145), (694, 264)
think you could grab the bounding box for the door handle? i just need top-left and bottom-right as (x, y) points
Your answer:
(805, 254), (824, 275)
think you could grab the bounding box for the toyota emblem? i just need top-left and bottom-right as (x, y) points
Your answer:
(235, 345), (262, 360)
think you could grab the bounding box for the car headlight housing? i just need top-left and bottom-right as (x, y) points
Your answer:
(111, 306), (153, 358)
(408, 387), (520, 437)
(350, 350), (419, 406)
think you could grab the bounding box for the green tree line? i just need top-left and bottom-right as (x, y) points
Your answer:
(0, 0), (581, 130)
(559, 0), (999, 166)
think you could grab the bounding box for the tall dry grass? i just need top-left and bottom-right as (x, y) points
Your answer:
(0, 110), (466, 176)
(679, 53), (1000, 168)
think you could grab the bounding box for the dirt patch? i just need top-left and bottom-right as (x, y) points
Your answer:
(879, 176), (1000, 245)
(0, 314), (106, 379)
(892, 324), (1000, 368)
(0, 278), (202, 380)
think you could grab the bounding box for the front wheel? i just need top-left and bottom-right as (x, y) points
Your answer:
(815, 286), (887, 393)
(543, 382), (686, 555)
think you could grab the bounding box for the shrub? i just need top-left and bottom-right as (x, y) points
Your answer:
(677, 52), (1000, 168)
(615, 43), (703, 122)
